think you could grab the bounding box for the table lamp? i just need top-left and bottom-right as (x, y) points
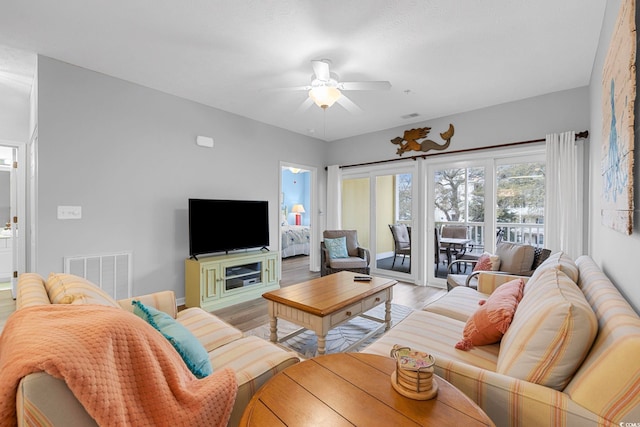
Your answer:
(291, 204), (305, 225)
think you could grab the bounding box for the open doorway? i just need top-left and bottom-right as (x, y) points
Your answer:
(280, 162), (318, 281)
(0, 145), (20, 294)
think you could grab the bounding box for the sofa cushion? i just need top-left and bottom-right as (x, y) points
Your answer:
(423, 286), (488, 322)
(527, 251), (579, 286)
(324, 236), (348, 259)
(363, 310), (500, 372)
(495, 242), (535, 274)
(208, 335), (300, 427)
(496, 268), (597, 390)
(455, 278), (524, 350)
(45, 273), (120, 307)
(327, 257), (368, 269)
(132, 300), (213, 379)
(177, 307), (244, 352)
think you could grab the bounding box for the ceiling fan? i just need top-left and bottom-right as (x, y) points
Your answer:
(287, 59), (391, 113)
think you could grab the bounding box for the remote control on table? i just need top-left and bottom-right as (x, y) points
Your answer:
(354, 276), (372, 281)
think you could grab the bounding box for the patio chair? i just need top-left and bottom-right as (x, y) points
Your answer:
(446, 241), (551, 290)
(440, 224), (469, 261)
(320, 230), (371, 276)
(389, 224), (411, 269)
(434, 227), (451, 276)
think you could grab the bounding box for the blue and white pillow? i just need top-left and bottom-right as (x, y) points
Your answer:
(325, 236), (348, 259)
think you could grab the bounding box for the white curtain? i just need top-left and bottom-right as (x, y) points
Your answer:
(326, 165), (342, 230)
(544, 131), (583, 258)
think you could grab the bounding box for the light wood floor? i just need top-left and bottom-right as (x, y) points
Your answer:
(212, 255), (446, 332)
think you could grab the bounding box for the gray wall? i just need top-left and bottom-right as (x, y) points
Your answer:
(326, 87), (589, 166)
(588, 0), (640, 312)
(37, 56), (327, 298)
(0, 81), (29, 143)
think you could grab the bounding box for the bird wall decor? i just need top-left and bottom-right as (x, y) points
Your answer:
(391, 124), (455, 156)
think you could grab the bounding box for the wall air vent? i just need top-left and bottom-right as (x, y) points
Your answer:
(64, 252), (132, 299)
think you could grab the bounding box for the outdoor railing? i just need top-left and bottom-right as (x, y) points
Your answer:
(436, 221), (544, 251)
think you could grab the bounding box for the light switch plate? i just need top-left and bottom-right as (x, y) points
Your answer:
(58, 205), (82, 219)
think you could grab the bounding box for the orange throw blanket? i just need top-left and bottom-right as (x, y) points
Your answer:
(0, 304), (237, 426)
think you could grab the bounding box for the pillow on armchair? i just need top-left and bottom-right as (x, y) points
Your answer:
(472, 252), (501, 272)
(324, 237), (348, 259)
(323, 230), (360, 257)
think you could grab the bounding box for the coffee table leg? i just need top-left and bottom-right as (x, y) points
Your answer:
(318, 334), (327, 355)
(385, 299), (392, 331)
(269, 316), (278, 343)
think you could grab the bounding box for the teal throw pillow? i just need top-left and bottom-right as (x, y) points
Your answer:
(325, 236), (348, 259)
(132, 300), (212, 378)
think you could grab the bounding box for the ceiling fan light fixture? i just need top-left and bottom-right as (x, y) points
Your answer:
(308, 86), (341, 109)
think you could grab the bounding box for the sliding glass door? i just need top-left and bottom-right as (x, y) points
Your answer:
(342, 166), (417, 281)
(433, 164), (488, 278)
(429, 151), (546, 285)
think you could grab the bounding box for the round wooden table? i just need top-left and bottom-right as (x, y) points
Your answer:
(239, 353), (494, 426)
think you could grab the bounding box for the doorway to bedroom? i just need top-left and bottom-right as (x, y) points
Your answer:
(280, 163), (316, 279)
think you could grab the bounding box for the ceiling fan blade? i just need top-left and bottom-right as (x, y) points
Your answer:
(336, 94), (363, 114)
(264, 85), (311, 92)
(311, 60), (331, 81)
(296, 97), (315, 114)
(339, 81), (392, 91)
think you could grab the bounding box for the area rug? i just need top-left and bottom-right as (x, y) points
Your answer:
(245, 303), (413, 358)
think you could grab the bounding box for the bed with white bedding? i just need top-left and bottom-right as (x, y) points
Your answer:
(281, 225), (310, 258)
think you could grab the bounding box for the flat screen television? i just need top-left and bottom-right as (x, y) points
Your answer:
(189, 199), (270, 258)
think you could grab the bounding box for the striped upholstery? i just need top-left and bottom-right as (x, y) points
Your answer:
(497, 268), (598, 390)
(525, 251), (579, 290)
(364, 255), (640, 426)
(14, 272), (301, 427)
(16, 274), (50, 309)
(177, 307), (244, 352)
(423, 285), (488, 322)
(208, 335), (300, 427)
(45, 273), (120, 307)
(118, 291), (177, 318)
(564, 256), (640, 423)
(477, 273), (530, 295)
(364, 310), (500, 371)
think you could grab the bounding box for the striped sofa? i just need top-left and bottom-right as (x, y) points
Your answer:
(363, 254), (640, 426)
(13, 273), (300, 427)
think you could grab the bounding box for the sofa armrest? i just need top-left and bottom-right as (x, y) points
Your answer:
(16, 273), (50, 309)
(447, 259), (477, 274)
(476, 272), (529, 294)
(118, 290), (177, 318)
(436, 358), (602, 426)
(17, 372), (98, 427)
(357, 247), (371, 266)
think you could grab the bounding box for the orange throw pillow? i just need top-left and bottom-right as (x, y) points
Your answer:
(455, 278), (525, 351)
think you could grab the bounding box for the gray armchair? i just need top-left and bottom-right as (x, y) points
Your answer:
(321, 230), (370, 276)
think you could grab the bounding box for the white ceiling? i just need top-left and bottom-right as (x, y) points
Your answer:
(0, 1), (607, 141)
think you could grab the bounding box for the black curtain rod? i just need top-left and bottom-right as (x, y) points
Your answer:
(329, 130), (589, 170)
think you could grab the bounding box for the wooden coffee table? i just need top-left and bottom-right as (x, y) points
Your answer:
(262, 271), (396, 355)
(239, 353), (495, 426)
